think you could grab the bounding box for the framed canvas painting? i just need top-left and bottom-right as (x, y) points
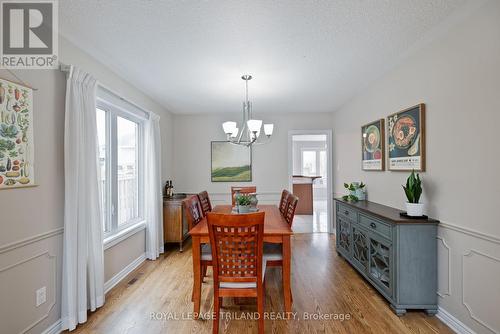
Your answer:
(387, 103), (425, 171)
(211, 141), (252, 182)
(361, 119), (385, 171)
(0, 77), (35, 189)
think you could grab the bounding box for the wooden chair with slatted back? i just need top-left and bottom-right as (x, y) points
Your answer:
(198, 190), (212, 215)
(279, 189), (290, 216)
(207, 212), (266, 334)
(231, 186), (257, 206)
(264, 193), (298, 305)
(183, 195), (212, 284)
(284, 193), (299, 226)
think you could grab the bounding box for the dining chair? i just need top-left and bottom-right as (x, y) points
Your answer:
(264, 193), (298, 304)
(231, 186), (257, 206)
(198, 190), (212, 215)
(183, 195), (212, 283)
(207, 212), (266, 334)
(279, 189), (290, 216)
(284, 193), (299, 226)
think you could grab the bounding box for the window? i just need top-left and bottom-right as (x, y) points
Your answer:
(96, 100), (144, 238)
(302, 150), (317, 176)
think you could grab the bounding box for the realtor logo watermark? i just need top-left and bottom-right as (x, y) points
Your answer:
(0, 0), (58, 69)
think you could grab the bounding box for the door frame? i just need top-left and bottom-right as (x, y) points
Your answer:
(288, 129), (334, 233)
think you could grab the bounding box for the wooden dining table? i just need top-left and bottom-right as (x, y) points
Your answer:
(189, 204), (294, 318)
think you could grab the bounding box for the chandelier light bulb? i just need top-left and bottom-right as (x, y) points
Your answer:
(247, 119), (262, 133)
(264, 123), (274, 137)
(222, 121), (237, 135)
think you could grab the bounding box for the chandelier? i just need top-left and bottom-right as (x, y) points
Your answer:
(222, 75), (274, 146)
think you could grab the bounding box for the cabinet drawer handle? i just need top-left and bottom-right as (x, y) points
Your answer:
(370, 222), (377, 229)
(344, 210), (349, 215)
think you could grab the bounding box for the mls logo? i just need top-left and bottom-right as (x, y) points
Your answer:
(1, 0), (58, 69)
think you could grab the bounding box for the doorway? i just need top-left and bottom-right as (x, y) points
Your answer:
(288, 130), (333, 233)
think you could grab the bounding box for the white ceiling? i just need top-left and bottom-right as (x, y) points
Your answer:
(59, 0), (468, 115)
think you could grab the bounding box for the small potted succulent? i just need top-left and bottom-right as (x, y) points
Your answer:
(235, 194), (252, 213)
(402, 170), (424, 216)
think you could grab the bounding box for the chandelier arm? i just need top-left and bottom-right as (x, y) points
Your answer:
(223, 74), (272, 147)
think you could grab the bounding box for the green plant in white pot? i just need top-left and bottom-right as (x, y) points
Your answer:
(235, 194), (252, 213)
(402, 170), (424, 216)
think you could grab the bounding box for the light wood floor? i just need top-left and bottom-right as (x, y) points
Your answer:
(70, 234), (452, 333)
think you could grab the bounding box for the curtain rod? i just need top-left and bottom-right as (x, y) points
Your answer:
(59, 63), (154, 120)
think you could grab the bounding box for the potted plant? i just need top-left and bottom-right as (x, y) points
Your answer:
(235, 194), (252, 213)
(402, 170), (424, 216)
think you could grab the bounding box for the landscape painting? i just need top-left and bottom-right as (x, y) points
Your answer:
(0, 77), (35, 189)
(211, 141), (252, 182)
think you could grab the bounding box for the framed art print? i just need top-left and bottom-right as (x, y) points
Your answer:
(211, 141), (252, 182)
(362, 119), (385, 171)
(387, 103), (425, 171)
(0, 77), (35, 189)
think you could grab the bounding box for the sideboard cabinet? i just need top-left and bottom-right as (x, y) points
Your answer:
(335, 199), (439, 315)
(163, 195), (189, 251)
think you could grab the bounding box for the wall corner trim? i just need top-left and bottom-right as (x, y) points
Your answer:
(437, 306), (476, 334)
(41, 319), (62, 334)
(104, 253), (146, 293)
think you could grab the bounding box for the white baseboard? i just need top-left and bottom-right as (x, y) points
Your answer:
(41, 319), (62, 334)
(104, 253), (146, 293)
(437, 306), (476, 334)
(40, 254), (146, 334)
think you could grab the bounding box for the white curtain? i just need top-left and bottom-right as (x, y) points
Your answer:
(145, 112), (164, 259)
(61, 66), (104, 331)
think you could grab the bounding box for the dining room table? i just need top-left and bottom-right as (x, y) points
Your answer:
(189, 204), (294, 319)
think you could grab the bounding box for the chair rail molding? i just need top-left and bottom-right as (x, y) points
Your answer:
(440, 221), (500, 245)
(462, 249), (500, 334)
(0, 227), (64, 254)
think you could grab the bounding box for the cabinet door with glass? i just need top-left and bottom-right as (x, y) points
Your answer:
(351, 225), (369, 272)
(336, 216), (352, 257)
(368, 234), (392, 296)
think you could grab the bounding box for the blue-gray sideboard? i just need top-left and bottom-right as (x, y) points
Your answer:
(334, 199), (439, 316)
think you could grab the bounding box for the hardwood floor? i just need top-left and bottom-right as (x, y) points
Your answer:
(69, 234), (452, 334)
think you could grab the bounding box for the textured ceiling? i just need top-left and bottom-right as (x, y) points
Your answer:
(59, 0), (468, 114)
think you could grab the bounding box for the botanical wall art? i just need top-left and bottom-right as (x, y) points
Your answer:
(361, 119), (385, 170)
(0, 78), (35, 189)
(387, 103), (425, 171)
(211, 141), (252, 182)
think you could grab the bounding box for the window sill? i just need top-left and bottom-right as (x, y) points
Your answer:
(104, 221), (146, 251)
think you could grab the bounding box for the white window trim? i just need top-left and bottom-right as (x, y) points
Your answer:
(97, 94), (146, 241)
(103, 220), (146, 250)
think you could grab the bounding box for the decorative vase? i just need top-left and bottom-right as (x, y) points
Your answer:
(355, 188), (366, 201)
(405, 202), (424, 217)
(233, 190), (241, 206)
(248, 193), (258, 208)
(238, 205), (251, 214)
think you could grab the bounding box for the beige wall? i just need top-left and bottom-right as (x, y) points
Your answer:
(331, 1), (500, 333)
(0, 69), (65, 334)
(173, 112), (333, 204)
(0, 37), (174, 334)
